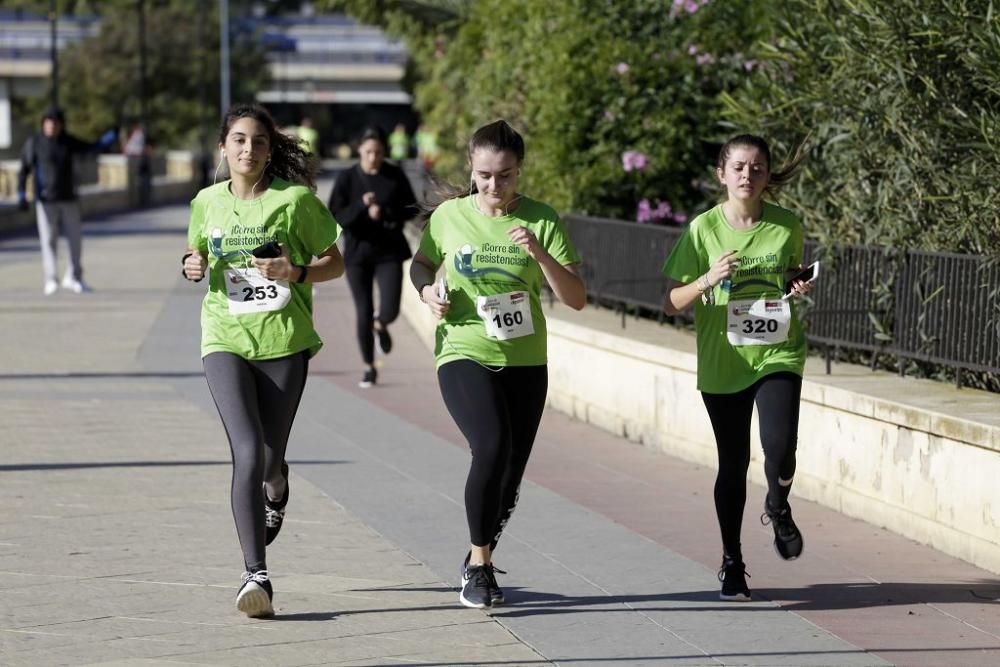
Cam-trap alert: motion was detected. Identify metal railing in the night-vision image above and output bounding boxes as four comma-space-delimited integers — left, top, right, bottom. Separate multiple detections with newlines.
565, 215, 1000, 386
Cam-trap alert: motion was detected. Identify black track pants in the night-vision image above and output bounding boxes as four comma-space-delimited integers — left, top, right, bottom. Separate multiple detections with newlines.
345, 260, 403, 365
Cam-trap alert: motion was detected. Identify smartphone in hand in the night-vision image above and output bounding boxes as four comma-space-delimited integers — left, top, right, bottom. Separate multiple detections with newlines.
783, 261, 819, 300
251, 240, 282, 259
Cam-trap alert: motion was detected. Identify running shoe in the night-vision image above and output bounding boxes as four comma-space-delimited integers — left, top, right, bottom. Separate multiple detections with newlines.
762, 499, 804, 560
236, 569, 274, 618
359, 367, 377, 388
375, 323, 393, 354
462, 551, 505, 604
264, 461, 289, 546
44, 280, 58, 295
61, 275, 90, 293
718, 556, 751, 601
459, 564, 493, 609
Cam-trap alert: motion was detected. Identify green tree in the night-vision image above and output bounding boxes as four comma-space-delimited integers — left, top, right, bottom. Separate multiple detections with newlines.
723, 0, 1000, 255
323, 0, 774, 221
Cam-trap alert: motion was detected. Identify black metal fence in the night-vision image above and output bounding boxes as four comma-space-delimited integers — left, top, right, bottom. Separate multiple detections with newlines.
565, 215, 1000, 386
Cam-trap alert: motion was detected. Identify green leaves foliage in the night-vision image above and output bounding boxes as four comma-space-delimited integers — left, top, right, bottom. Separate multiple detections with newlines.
322, 0, 774, 221
724, 0, 1000, 255
327, 0, 999, 257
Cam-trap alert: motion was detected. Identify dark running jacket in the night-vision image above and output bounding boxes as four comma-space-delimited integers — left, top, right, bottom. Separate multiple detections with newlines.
18, 132, 98, 203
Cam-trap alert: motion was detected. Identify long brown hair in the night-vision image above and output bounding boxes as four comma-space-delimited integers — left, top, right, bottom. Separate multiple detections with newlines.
218, 103, 318, 190
717, 133, 808, 194
422, 119, 526, 220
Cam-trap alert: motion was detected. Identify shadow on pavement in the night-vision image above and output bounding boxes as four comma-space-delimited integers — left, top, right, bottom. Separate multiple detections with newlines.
1, 459, 349, 472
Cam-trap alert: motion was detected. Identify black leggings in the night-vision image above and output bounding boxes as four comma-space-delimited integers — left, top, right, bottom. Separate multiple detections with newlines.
438, 360, 548, 549
701, 371, 802, 560
203, 351, 309, 571
345, 260, 403, 365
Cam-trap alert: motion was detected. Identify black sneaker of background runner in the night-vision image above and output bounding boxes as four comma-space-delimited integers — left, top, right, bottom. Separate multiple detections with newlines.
359, 367, 377, 388
762, 499, 804, 560
236, 569, 274, 617
376, 324, 393, 354
459, 564, 493, 609
264, 461, 290, 546
717, 556, 751, 601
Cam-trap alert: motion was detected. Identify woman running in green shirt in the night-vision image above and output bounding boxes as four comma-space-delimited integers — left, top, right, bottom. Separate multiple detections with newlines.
410, 120, 585, 609
182, 104, 345, 618
662, 134, 813, 602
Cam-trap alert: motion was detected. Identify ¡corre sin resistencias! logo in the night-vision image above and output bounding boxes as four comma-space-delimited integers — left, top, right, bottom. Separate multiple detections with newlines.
453, 243, 527, 285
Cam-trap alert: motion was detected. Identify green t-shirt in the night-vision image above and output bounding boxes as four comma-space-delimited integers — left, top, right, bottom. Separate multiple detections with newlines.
662, 201, 806, 394
187, 178, 341, 360
418, 195, 581, 368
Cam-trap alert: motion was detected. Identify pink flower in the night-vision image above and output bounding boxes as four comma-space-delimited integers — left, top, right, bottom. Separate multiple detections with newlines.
743, 60, 758, 72
672, 0, 708, 17
637, 198, 684, 224
622, 150, 649, 172
696, 53, 716, 66
615, 62, 630, 75
603, 110, 616, 122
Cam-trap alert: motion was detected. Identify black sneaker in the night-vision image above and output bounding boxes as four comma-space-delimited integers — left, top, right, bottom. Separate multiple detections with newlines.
459, 564, 493, 609
236, 569, 274, 617
718, 557, 751, 601
264, 461, 289, 546
359, 367, 377, 388
375, 323, 393, 354
762, 500, 804, 560
462, 552, 504, 605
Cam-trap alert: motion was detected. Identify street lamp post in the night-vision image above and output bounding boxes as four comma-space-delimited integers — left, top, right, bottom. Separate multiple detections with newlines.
49, 0, 58, 108
220, 0, 230, 117
137, 0, 151, 207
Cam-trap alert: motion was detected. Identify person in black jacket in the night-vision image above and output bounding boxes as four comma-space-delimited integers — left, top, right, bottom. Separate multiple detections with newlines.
17, 107, 116, 295
328, 126, 418, 387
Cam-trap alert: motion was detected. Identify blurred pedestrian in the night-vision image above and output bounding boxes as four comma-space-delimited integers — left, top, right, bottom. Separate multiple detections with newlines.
297, 116, 319, 156
17, 107, 116, 294
662, 133, 812, 602
388, 123, 409, 161
410, 119, 585, 609
414, 123, 440, 171
328, 126, 418, 387
182, 103, 345, 618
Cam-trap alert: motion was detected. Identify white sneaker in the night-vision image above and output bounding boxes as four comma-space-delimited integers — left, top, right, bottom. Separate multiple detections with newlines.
61, 277, 91, 294
43, 280, 58, 296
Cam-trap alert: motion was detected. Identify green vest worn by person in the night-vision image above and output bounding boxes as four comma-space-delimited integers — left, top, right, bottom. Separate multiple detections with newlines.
187, 178, 341, 360
419, 195, 580, 369
388, 128, 409, 161
297, 126, 319, 156
662, 201, 806, 394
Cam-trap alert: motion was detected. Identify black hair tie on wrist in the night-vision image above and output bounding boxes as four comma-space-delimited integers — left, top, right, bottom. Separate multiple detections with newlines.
296, 265, 308, 284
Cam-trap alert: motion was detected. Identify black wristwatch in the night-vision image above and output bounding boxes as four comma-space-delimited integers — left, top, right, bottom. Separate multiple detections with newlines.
296, 265, 308, 284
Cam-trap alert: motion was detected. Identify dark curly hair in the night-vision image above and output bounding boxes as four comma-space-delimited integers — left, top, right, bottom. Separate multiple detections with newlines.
217, 103, 318, 190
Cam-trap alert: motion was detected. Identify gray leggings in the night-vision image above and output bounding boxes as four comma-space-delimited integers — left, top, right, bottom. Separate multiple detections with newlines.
203, 351, 309, 571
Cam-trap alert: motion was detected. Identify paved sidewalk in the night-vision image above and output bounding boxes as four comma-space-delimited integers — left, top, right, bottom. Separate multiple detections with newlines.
0, 200, 998, 666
